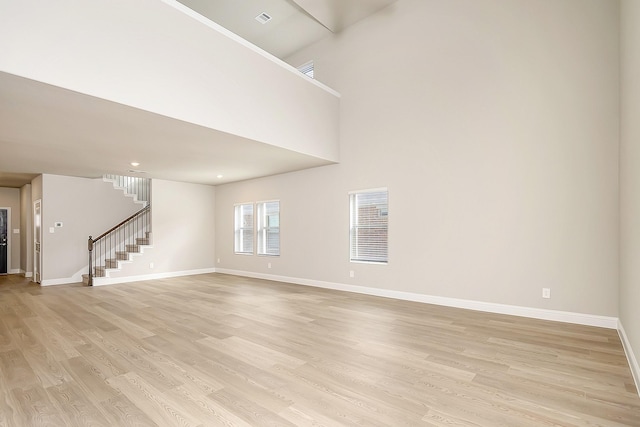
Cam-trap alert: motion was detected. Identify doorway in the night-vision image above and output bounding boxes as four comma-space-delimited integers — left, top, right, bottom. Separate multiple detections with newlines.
0, 208, 7, 275
33, 200, 41, 283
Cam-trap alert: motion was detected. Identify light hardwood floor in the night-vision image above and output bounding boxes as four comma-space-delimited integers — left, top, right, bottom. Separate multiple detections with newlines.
0, 273, 638, 426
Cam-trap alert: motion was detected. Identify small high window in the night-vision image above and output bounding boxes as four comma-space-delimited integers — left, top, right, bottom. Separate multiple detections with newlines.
298, 61, 314, 79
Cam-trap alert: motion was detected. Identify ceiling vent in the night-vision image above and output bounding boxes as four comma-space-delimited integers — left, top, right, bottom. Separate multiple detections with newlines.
255, 12, 272, 24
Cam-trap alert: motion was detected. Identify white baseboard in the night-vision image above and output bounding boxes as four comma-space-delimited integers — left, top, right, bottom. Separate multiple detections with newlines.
215, 269, 619, 329
41, 269, 85, 286
618, 322, 640, 396
44, 267, 217, 287
9, 269, 20, 274
90, 268, 217, 286
41, 277, 81, 286
17, 269, 32, 277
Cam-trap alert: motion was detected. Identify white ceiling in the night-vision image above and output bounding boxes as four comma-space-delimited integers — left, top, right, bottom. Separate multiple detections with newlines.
0, 0, 396, 188
0, 72, 331, 186
177, 0, 396, 58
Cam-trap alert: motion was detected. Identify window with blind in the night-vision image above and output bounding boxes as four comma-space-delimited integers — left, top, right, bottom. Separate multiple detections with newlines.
298, 61, 314, 78
257, 201, 280, 256
350, 189, 388, 263
234, 203, 254, 254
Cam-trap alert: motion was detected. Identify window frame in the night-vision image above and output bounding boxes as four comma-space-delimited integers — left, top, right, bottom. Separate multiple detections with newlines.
349, 188, 389, 264
256, 200, 280, 257
234, 202, 254, 255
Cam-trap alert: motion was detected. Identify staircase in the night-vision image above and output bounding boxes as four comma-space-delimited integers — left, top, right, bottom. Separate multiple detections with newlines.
83, 175, 152, 286
104, 174, 150, 205
83, 229, 152, 285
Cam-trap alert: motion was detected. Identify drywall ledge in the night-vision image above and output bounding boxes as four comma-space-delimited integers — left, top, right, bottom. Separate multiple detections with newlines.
0, 0, 340, 161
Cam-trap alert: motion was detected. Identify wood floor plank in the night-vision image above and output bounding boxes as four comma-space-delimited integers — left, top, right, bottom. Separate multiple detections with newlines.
82, 329, 182, 393
21, 344, 72, 388
208, 387, 296, 427
106, 372, 203, 427
21, 316, 81, 361
0, 273, 638, 426
45, 381, 114, 427
10, 386, 67, 427
192, 349, 294, 414
163, 384, 254, 427
197, 336, 305, 370
89, 304, 156, 339
59, 356, 121, 403
0, 390, 19, 427
0, 318, 15, 353
140, 350, 225, 396
0, 349, 39, 390
99, 395, 160, 427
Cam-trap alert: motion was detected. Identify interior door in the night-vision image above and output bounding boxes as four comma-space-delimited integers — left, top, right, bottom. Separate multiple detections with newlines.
0, 209, 7, 275
33, 200, 41, 283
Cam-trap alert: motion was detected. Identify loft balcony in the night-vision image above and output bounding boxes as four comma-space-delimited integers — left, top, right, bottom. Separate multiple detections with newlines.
0, 0, 340, 184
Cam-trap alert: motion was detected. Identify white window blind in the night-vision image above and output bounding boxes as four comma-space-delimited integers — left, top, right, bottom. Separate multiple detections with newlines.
257, 201, 280, 256
350, 189, 388, 263
298, 61, 314, 79
234, 203, 254, 254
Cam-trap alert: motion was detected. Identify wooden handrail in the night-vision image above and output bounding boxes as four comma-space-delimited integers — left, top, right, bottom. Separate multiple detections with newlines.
90, 204, 150, 244
87, 204, 151, 286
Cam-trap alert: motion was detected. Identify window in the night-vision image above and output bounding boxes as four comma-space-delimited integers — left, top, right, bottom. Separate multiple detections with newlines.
257, 201, 280, 256
350, 189, 388, 263
234, 203, 254, 254
298, 61, 314, 79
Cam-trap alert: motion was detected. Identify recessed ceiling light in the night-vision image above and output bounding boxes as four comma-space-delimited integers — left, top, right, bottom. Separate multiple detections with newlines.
130, 162, 140, 167
255, 12, 272, 24
216, 174, 224, 179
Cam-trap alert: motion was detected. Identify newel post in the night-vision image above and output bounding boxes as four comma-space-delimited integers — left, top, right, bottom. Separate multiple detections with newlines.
87, 236, 93, 286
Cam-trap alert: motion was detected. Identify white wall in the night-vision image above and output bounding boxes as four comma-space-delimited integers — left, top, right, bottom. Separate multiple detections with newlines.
40, 174, 141, 283
620, 0, 640, 389
20, 183, 32, 276
100, 180, 215, 283
148, 179, 216, 274
0, 0, 339, 161
216, 0, 620, 318
100, 179, 216, 280
0, 187, 21, 272
26, 175, 214, 285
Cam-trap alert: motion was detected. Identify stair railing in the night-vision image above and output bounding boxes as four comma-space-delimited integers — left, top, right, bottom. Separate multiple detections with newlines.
104, 174, 151, 204
87, 204, 151, 286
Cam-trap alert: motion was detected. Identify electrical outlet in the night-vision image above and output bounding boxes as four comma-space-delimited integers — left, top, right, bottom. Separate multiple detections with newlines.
149, 262, 154, 269
217, 258, 220, 263
542, 288, 551, 299
268, 262, 272, 269
349, 270, 355, 278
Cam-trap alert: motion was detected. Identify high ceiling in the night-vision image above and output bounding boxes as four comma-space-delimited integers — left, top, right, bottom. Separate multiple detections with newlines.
177, 0, 396, 59
0, 0, 396, 188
